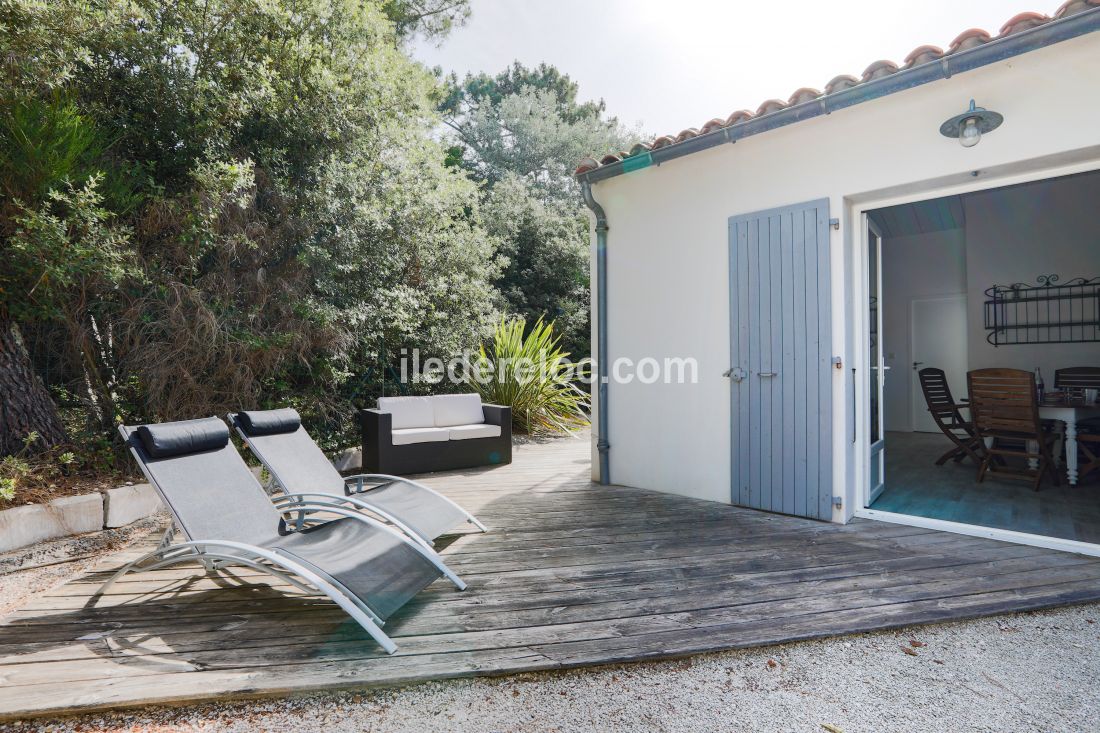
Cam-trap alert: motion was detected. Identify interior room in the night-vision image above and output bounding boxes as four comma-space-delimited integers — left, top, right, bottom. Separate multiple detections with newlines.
866, 168, 1100, 544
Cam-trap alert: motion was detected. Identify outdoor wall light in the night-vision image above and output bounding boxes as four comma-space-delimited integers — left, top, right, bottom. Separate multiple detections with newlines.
939, 99, 1003, 148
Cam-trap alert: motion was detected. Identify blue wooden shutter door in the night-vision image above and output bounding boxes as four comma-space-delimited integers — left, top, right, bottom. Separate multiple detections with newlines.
729, 199, 832, 520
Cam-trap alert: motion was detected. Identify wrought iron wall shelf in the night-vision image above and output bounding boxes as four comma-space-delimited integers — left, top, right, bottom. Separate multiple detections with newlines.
984, 275, 1100, 346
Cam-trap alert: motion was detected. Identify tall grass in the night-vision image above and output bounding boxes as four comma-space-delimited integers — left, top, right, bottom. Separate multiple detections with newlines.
467, 317, 590, 435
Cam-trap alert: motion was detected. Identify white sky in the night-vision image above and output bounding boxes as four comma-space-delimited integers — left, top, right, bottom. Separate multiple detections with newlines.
413, 0, 1053, 136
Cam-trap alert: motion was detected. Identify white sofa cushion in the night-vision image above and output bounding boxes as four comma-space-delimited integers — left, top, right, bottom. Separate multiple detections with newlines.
448, 423, 502, 441
391, 427, 450, 446
378, 396, 435, 430
433, 393, 486, 427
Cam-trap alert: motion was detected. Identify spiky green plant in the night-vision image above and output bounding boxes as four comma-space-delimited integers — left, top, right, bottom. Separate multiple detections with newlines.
467, 317, 590, 435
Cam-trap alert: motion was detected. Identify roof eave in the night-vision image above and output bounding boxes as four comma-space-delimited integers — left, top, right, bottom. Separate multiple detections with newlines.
577, 7, 1100, 184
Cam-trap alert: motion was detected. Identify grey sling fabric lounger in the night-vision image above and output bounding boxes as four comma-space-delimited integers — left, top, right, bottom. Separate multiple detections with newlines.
105, 416, 466, 654
228, 408, 486, 545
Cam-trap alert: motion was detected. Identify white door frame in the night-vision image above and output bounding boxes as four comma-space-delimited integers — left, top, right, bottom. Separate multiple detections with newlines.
867, 217, 886, 503
909, 293, 967, 433
848, 156, 1100, 558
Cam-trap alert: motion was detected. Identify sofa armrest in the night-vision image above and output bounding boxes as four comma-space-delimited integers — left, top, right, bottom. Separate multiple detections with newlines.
360, 409, 392, 472
482, 404, 512, 439
361, 408, 392, 433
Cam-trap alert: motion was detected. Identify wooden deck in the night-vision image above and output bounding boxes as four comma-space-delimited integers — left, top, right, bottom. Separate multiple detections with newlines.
4, 435, 1100, 720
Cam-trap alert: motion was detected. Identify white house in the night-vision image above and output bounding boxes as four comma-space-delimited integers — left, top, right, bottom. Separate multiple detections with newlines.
577, 3, 1100, 555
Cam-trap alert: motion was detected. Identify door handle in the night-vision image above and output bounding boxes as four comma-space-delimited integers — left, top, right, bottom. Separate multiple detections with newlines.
758, 372, 777, 377
913, 361, 924, 369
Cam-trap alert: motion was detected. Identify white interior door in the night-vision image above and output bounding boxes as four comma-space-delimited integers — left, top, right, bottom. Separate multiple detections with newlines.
910, 295, 968, 433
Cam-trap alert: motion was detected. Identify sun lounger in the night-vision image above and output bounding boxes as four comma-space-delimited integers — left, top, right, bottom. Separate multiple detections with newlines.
228, 408, 486, 547
104, 416, 466, 653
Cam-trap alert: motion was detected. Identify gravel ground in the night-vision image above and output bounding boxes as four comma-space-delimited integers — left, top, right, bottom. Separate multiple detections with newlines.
0, 515, 166, 618
2, 598, 1098, 732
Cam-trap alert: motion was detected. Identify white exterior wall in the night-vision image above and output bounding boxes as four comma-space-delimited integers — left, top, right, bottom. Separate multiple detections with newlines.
586, 33, 1100, 520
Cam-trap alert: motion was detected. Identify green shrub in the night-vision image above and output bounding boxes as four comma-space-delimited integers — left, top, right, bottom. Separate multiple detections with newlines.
0, 433, 41, 502
0, 477, 16, 502
0, 431, 82, 505
467, 317, 589, 435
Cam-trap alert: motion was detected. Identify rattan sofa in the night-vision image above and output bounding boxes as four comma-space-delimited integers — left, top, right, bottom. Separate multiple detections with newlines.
361, 394, 512, 474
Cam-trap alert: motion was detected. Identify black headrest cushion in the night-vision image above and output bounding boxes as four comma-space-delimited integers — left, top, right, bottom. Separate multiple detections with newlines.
136, 417, 230, 459
237, 408, 302, 436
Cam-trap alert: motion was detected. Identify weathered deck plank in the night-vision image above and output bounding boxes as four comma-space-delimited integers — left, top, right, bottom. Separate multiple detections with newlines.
2, 434, 1100, 720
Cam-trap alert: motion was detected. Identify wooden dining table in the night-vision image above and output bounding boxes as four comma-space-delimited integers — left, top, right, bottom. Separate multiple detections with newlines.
1036, 402, 1100, 485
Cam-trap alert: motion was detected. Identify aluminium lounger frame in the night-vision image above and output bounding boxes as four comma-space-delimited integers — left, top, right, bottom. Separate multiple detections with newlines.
98, 425, 468, 654
228, 415, 487, 549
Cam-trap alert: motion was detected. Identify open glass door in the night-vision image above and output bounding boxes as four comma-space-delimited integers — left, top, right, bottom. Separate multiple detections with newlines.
867, 217, 886, 503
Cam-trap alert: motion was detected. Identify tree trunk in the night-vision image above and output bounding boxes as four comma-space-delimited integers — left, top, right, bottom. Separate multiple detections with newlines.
0, 316, 67, 456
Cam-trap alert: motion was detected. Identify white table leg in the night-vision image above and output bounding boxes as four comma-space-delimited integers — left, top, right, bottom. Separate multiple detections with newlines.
1065, 417, 1078, 486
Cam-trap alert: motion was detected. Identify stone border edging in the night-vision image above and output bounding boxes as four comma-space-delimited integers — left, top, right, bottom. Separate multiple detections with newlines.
0, 483, 163, 554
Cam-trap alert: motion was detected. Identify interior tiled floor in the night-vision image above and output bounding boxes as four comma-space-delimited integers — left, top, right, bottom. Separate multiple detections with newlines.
872, 431, 1100, 544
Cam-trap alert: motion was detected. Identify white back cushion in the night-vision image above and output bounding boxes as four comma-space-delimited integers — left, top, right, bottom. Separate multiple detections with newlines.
433, 393, 485, 427
377, 396, 435, 430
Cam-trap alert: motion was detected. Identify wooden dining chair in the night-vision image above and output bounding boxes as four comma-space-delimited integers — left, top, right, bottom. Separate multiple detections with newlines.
918, 368, 983, 465
1054, 365, 1100, 435
1053, 366, 1100, 391
1078, 433, 1100, 483
967, 368, 1060, 491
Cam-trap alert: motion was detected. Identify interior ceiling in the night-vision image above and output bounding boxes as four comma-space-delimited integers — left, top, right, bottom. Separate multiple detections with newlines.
869, 195, 965, 238
869, 168, 1100, 240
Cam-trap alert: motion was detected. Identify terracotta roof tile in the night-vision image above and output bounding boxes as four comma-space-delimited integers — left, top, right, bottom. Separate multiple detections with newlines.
947, 28, 993, 52
788, 87, 823, 106
578, 4, 1098, 176
824, 74, 860, 94
861, 59, 900, 81
575, 156, 599, 175
903, 44, 944, 67
1055, 0, 1100, 18
755, 98, 788, 116
724, 110, 755, 126
999, 11, 1051, 34
700, 117, 727, 134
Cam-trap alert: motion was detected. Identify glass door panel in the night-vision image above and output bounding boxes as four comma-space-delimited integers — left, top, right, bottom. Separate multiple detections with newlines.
867, 218, 886, 503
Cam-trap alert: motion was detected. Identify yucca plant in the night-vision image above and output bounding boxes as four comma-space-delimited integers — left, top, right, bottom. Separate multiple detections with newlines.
467, 317, 590, 435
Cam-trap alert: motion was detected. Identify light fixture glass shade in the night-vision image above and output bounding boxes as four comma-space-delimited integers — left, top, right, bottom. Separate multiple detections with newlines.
959, 117, 981, 148
940, 99, 1002, 148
